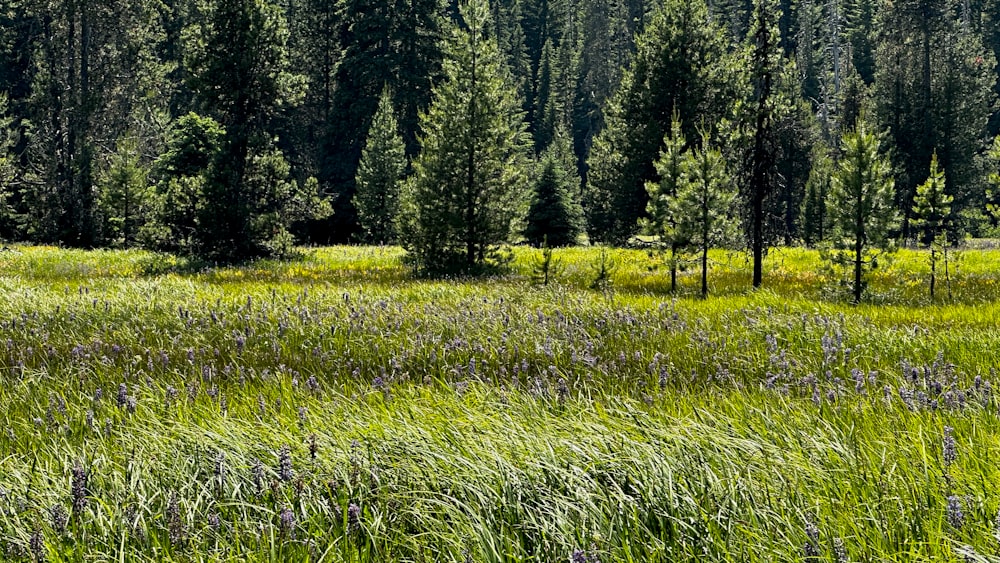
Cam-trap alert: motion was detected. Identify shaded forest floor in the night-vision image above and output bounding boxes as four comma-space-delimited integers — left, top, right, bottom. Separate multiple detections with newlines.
1, 245, 1000, 561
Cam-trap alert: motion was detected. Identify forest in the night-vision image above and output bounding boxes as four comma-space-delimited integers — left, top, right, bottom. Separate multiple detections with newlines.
9, 2, 1000, 561
2, 0, 1000, 273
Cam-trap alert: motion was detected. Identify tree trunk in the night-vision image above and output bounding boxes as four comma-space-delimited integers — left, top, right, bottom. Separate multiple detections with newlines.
854, 190, 864, 304
930, 246, 936, 299
670, 243, 678, 293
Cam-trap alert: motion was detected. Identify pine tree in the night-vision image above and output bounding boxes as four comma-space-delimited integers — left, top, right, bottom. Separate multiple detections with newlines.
398, 0, 532, 274
186, 0, 329, 261
524, 128, 584, 246
911, 151, 953, 299
801, 144, 833, 247
144, 112, 225, 254
354, 89, 406, 244
673, 131, 738, 298
643, 113, 687, 292
584, 0, 736, 244
0, 94, 16, 239
97, 135, 152, 247
744, 0, 781, 289
827, 120, 897, 303
324, 0, 444, 242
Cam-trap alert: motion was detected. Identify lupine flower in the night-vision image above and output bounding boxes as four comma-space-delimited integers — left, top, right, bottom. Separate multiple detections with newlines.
278, 446, 293, 482
166, 492, 185, 547
943, 427, 956, 466
71, 464, 88, 514
947, 495, 964, 529
49, 504, 68, 534
279, 506, 296, 536
28, 528, 45, 563
833, 537, 848, 563
116, 383, 128, 408
804, 521, 820, 561
347, 502, 361, 532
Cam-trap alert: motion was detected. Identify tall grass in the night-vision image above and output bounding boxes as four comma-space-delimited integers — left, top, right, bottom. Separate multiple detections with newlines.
1, 245, 999, 561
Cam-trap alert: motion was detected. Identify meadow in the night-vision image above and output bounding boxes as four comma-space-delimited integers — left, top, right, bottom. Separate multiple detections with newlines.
1, 244, 1000, 562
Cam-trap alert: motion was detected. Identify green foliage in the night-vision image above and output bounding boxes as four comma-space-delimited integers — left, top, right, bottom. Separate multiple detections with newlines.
826, 120, 898, 303
7, 245, 1000, 559
0, 93, 16, 239
589, 245, 617, 290
643, 112, 688, 291
800, 144, 833, 247
530, 236, 564, 285
585, 0, 736, 244
354, 89, 407, 244
186, 0, 327, 262
673, 132, 739, 297
143, 113, 226, 255
324, 0, 444, 241
911, 151, 953, 299
97, 135, 153, 248
399, 0, 532, 274
524, 129, 584, 247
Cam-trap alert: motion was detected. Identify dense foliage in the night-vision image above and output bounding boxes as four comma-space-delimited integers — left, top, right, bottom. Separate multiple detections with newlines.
0, 0, 999, 268
2, 245, 1000, 561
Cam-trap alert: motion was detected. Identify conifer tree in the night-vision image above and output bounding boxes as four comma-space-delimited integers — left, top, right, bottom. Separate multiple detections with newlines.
801, 144, 833, 247
186, 0, 329, 260
524, 128, 584, 247
643, 113, 687, 292
911, 151, 952, 299
744, 0, 781, 289
673, 131, 738, 298
399, 0, 531, 273
827, 120, 897, 303
0, 94, 16, 238
354, 89, 406, 244
96, 135, 152, 248
585, 0, 735, 244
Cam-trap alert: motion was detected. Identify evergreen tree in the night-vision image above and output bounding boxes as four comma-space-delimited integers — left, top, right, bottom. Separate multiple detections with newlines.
0, 94, 16, 239
398, 0, 532, 273
323, 0, 444, 242
743, 0, 782, 288
643, 113, 688, 292
354, 89, 406, 244
524, 128, 584, 246
801, 144, 833, 247
911, 151, 953, 299
673, 131, 738, 298
827, 120, 897, 303
584, 0, 736, 244
186, 0, 329, 260
143, 112, 225, 254
96, 135, 152, 247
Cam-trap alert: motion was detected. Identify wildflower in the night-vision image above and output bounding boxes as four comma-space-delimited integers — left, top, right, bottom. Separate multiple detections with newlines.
28, 528, 45, 563
943, 426, 956, 466
279, 506, 296, 536
278, 445, 293, 482
833, 537, 848, 563
49, 504, 68, 534
347, 502, 361, 532
71, 463, 88, 515
166, 492, 185, 547
947, 495, 964, 529
116, 383, 128, 408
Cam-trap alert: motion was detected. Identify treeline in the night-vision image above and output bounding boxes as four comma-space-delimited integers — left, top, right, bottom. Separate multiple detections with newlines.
1, 0, 1000, 266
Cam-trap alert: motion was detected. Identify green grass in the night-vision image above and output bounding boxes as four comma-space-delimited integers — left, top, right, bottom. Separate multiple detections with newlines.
2, 244, 1000, 561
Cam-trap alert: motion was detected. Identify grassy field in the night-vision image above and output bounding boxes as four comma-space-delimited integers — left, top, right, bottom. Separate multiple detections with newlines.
1, 244, 1000, 562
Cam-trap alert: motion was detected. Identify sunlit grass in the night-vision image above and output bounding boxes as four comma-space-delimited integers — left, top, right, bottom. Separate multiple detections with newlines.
1, 244, 1000, 561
